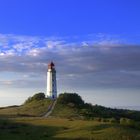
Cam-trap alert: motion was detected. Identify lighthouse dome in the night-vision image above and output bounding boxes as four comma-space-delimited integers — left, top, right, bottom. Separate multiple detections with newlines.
48, 62, 55, 69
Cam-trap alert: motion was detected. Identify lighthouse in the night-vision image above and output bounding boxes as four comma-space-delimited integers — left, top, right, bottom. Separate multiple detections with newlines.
47, 62, 57, 99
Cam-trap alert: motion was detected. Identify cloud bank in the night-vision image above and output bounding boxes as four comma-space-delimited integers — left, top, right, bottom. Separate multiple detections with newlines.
0, 33, 140, 91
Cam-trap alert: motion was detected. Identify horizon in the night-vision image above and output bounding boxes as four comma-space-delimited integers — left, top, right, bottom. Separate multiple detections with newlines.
0, 0, 140, 109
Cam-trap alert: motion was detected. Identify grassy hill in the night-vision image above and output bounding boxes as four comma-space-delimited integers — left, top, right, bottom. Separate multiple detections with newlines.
51, 93, 140, 122
1, 92, 140, 122
0, 92, 140, 140
51, 93, 84, 118
0, 93, 53, 117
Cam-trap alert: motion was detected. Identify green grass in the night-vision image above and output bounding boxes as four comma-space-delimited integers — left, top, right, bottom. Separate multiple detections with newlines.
0, 97, 80, 118
51, 103, 80, 118
0, 98, 53, 117
0, 118, 140, 140
0, 93, 140, 140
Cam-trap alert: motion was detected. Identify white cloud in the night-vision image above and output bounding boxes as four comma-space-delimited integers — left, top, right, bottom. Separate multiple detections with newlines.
0, 33, 140, 90
5, 49, 16, 56
46, 40, 60, 49
1, 80, 13, 85
27, 48, 41, 56
0, 52, 5, 56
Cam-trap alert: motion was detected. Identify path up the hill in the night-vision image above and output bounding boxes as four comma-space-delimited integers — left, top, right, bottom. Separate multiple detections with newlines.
43, 100, 57, 117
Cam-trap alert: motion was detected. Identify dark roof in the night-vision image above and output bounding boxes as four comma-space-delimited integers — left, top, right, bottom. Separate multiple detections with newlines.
48, 61, 55, 69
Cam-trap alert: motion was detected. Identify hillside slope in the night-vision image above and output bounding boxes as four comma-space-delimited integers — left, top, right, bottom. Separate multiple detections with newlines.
51, 93, 84, 118
51, 93, 140, 122
0, 92, 140, 122
0, 93, 53, 117
0, 93, 140, 139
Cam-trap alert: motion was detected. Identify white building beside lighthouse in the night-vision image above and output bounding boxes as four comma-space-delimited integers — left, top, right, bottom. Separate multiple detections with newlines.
46, 62, 57, 99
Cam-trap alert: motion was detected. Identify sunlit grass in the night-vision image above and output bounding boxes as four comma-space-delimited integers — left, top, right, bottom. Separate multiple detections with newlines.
0, 118, 139, 140
0, 98, 53, 117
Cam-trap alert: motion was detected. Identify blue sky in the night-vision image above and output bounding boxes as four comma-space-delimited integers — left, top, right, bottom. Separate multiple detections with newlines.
0, 0, 140, 38
0, 0, 140, 108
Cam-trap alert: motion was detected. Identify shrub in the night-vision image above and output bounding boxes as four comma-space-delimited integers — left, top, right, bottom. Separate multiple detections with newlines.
94, 117, 102, 122
32, 93, 45, 100
120, 118, 135, 128
109, 118, 118, 123
126, 119, 135, 127
25, 93, 45, 104
101, 118, 108, 122
120, 118, 126, 125
57, 93, 84, 106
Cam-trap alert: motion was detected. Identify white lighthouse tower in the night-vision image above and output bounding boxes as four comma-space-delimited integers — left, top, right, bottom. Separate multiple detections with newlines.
47, 62, 57, 99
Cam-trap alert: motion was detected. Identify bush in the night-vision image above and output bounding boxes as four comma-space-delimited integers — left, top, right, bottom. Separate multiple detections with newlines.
101, 118, 107, 122
120, 118, 135, 127
57, 93, 84, 106
94, 117, 102, 122
32, 93, 45, 100
25, 93, 45, 104
120, 118, 127, 125
109, 118, 117, 123
135, 122, 140, 130
126, 119, 135, 127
